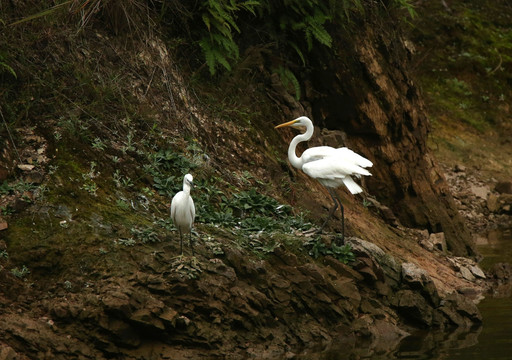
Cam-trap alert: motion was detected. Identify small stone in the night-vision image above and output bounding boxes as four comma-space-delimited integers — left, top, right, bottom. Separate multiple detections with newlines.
469, 265, 486, 279
469, 185, 490, 199
17, 164, 35, 171
487, 194, 499, 212
454, 164, 466, 172
428, 232, 447, 252
459, 266, 476, 281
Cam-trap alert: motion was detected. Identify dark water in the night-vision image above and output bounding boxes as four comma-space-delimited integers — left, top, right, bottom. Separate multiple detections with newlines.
292, 229, 512, 360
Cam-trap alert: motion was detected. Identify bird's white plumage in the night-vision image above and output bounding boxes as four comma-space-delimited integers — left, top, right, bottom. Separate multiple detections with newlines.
302, 146, 373, 169
170, 174, 195, 253
275, 116, 372, 194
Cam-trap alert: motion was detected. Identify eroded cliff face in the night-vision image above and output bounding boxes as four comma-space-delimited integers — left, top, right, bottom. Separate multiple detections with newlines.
299, 24, 475, 256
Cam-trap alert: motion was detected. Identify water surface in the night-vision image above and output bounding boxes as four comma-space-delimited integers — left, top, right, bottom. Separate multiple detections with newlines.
291, 228, 512, 360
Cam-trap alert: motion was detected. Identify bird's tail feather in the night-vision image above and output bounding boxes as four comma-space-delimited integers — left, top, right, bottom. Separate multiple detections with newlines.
343, 176, 363, 194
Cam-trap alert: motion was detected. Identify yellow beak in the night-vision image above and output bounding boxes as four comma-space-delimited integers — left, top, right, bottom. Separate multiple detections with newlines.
274, 119, 299, 129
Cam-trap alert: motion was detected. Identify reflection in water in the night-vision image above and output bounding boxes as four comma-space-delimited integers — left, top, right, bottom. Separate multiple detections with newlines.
440, 296, 512, 360
292, 324, 482, 360
476, 228, 512, 269
291, 229, 512, 360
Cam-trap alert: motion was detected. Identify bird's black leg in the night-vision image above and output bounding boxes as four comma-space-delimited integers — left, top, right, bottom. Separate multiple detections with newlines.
179, 231, 183, 255
333, 191, 345, 242
318, 188, 339, 233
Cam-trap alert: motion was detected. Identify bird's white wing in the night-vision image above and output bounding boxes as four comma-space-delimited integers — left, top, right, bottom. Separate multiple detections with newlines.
301, 146, 338, 164
335, 147, 373, 168
302, 157, 372, 179
189, 197, 195, 223
302, 146, 373, 169
170, 192, 179, 222
303, 157, 370, 194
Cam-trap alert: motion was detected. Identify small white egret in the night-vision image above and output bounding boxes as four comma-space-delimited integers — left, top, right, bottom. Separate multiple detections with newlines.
275, 116, 373, 238
170, 174, 196, 254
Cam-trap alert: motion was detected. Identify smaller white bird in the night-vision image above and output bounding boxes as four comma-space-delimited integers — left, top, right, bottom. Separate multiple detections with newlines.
170, 174, 196, 255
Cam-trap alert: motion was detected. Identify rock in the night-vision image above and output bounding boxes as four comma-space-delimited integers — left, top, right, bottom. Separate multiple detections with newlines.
347, 237, 402, 288
401, 262, 440, 306
0, 218, 7, 231
496, 194, 512, 213
366, 197, 399, 226
0, 344, 21, 360
469, 185, 490, 199
393, 289, 433, 327
469, 265, 486, 279
17, 164, 35, 171
441, 292, 482, 325
487, 193, 499, 212
423, 232, 447, 252
454, 164, 466, 172
130, 308, 165, 331
459, 266, 475, 281
495, 181, 512, 194
98, 316, 140, 347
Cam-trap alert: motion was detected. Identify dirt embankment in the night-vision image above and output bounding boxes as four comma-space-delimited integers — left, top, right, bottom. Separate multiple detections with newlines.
0, 1, 502, 359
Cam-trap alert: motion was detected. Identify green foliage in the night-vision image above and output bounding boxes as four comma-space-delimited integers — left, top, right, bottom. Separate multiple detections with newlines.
130, 226, 160, 243
274, 66, 301, 100
147, 148, 198, 197
198, 0, 260, 75
10, 265, 30, 279
117, 238, 136, 246
393, 0, 416, 19
445, 78, 472, 97
197, 187, 312, 235
306, 238, 355, 264
0, 53, 16, 78
0, 180, 38, 196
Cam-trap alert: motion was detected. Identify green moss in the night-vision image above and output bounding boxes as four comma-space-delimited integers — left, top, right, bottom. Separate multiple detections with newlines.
413, 1, 512, 131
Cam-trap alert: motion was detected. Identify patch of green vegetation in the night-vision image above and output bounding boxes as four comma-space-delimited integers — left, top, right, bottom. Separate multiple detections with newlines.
130, 226, 160, 244
413, 1, 512, 131
306, 237, 355, 264
10, 265, 30, 279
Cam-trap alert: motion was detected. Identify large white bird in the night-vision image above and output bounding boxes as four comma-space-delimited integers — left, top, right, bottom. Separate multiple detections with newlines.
275, 116, 373, 238
170, 173, 196, 254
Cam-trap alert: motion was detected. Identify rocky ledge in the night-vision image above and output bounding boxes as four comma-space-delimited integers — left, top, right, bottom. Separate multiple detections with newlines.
0, 233, 484, 359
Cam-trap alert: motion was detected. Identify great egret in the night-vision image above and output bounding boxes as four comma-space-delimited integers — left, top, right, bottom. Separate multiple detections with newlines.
275, 116, 373, 238
170, 173, 196, 254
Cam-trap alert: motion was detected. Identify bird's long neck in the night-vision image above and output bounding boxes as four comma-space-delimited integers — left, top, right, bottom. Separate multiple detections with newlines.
183, 181, 191, 195
288, 125, 314, 169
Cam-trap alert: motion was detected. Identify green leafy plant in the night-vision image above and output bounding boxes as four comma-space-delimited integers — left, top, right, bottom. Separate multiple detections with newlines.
274, 66, 301, 100
198, 0, 260, 75
306, 238, 355, 264
117, 238, 136, 246
0, 54, 16, 78
92, 137, 107, 151
10, 265, 30, 279
1, 206, 14, 216
131, 226, 160, 243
